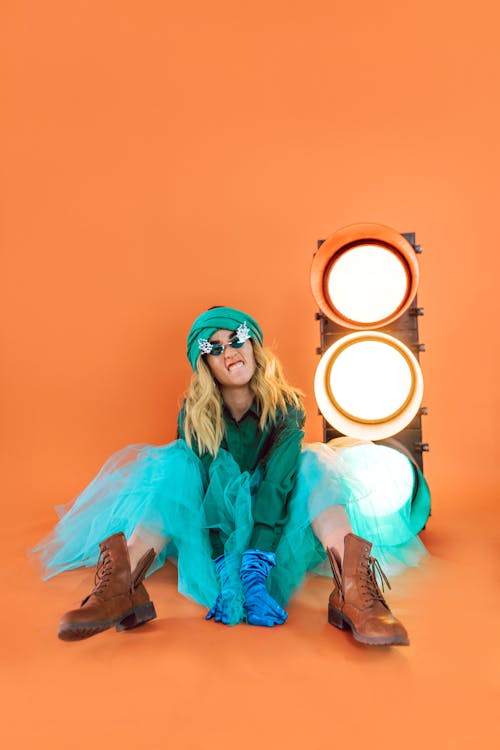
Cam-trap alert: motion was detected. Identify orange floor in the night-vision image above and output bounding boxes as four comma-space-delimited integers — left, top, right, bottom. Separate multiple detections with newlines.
3, 499, 498, 750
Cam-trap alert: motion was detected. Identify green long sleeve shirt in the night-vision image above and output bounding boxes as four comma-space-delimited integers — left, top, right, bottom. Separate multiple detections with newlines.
177, 400, 305, 556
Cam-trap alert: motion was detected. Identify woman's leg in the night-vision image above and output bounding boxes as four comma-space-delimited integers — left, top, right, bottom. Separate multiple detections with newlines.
311, 505, 352, 561
58, 531, 158, 641
128, 525, 170, 571
311, 507, 409, 646
58, 527, 171, 642
47, 441, 205, 640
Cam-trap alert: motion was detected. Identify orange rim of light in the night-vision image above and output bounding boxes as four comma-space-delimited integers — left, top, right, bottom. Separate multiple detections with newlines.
311, 223, 420, 329
314, 331, 424, 441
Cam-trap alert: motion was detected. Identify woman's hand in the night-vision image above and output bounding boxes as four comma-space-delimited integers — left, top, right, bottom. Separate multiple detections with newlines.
206, 555, 236, 624
240, 549, 288, 627
206, 593, 231, 623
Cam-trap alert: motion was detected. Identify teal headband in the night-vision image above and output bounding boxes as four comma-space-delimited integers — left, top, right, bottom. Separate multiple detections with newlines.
187, 307, 264, 371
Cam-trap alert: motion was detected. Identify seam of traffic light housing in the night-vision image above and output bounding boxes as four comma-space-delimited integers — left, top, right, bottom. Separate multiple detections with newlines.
323, 335, 417, 424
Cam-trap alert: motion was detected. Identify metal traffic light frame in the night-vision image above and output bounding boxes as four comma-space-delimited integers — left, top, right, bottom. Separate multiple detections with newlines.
314, 231, 429, 473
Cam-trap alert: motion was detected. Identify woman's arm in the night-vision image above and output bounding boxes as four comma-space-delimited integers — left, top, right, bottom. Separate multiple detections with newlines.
249, 403, 305, 551
178, 402, 224, 557
176, 402, 187, 440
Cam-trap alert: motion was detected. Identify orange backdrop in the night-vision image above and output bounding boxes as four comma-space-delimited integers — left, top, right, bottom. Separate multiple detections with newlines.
3, 0, 499, 521
1, 2, 498, 748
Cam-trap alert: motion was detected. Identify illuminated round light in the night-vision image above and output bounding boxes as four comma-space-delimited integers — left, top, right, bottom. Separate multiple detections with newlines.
331, 442, 415, 516
330, 340, 413, 421
326, 244, 408, 324
314, 331, 424, 440
310, 223, 420, 329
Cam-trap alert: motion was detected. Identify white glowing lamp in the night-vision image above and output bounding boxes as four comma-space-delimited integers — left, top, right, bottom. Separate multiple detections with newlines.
326, 244, 409, 325
314, 331, 424, 440
332, 441, 416, 516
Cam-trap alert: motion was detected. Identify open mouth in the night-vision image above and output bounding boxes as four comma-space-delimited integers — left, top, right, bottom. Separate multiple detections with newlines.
227, 361, 244, 372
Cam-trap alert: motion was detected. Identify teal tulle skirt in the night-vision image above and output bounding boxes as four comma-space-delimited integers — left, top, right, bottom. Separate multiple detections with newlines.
33, 439, 430, 625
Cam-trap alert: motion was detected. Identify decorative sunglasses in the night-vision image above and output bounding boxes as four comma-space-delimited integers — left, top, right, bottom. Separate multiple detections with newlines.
198, 321, 251, 356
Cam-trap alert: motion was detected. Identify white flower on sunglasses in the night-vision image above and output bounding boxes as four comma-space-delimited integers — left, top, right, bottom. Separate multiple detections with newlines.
235, 322, 251, 344
198, 338, 214, 354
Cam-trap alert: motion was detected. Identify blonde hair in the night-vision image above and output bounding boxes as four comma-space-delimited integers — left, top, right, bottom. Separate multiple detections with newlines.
183, 341, 303, 457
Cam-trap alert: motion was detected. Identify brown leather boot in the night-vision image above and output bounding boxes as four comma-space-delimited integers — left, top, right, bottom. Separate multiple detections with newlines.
327, 533, 409, 646
58, 532, 157, 641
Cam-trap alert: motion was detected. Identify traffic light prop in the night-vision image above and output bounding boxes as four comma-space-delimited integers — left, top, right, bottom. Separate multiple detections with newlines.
311, 223, 429, 472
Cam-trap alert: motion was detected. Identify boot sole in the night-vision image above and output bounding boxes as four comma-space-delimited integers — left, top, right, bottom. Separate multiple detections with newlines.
328, 605, 409, 646
58, 601, 157, 641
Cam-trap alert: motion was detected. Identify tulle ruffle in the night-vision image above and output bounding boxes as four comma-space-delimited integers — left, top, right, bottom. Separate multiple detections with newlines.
32, 439, 430, 625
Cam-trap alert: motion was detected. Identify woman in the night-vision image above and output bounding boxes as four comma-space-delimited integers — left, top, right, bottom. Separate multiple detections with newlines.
33, 307, 429, 645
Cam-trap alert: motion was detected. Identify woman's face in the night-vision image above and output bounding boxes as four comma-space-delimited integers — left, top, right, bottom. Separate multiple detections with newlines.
205, 328, 256, 388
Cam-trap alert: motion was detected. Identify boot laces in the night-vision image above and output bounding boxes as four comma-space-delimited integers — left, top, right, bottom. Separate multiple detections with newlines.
92, 546, 113, 599
359, 555, 391, 606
